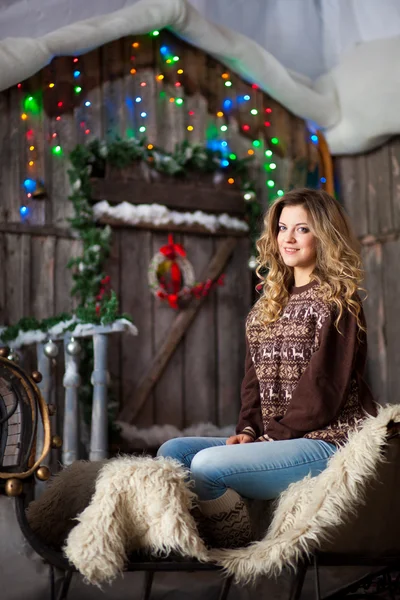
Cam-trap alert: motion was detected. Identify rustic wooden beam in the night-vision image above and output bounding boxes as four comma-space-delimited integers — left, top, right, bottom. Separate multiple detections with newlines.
119, 236, 239, 424
359, 230, 400, 246
90, 178, 246, 215
0, 222, 75, 239
97, 216, 248, 237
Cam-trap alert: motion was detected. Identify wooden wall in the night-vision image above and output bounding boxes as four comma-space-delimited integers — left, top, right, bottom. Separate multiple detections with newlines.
335, 137, 400, 405
0, 31, 320, 428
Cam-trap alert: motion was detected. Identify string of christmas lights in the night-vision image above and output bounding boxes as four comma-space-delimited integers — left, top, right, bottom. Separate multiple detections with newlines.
16, 28, 319, 228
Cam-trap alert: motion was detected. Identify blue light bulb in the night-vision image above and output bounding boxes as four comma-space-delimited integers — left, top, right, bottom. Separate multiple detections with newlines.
84, 101, 91, 107
23, 178, 37, 193
73, 70, 81, 78
135, 97, 142, 103
221, 159, 229, 167
160, 46, 168, 55
20, 205, 29, 217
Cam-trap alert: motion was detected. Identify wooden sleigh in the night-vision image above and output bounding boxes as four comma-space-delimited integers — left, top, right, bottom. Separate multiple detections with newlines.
0, 354, 399, 600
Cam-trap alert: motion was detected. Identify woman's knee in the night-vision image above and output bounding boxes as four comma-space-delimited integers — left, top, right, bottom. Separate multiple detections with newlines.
157, 437, 188, 461
191, 447, 222, 481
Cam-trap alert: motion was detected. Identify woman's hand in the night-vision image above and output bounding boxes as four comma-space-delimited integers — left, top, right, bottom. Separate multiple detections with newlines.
226, 434, 254, 445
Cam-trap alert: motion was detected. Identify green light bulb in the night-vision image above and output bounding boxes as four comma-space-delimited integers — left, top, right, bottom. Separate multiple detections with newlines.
277, 190, 284, 196
250, 109, 258, 115
252, 140, 261, 147
229, 153, 237, 160
271, 137, 279, 144
52, 145, 63, 156
151, 30, 160, 36
267, 179, 275, 188
265, 150, 273, 157
175, 98, 183, 105
74, 86, 82, 94
224, 81, 232, 87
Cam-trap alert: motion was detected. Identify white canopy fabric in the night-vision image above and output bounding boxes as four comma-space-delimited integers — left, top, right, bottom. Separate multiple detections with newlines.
0, 0, 399, 154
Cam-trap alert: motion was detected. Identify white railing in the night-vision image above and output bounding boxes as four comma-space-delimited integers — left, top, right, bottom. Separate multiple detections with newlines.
2, 319, 137, 467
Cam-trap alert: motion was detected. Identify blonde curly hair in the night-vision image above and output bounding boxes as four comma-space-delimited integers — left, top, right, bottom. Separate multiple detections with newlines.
255, 188, 365, 333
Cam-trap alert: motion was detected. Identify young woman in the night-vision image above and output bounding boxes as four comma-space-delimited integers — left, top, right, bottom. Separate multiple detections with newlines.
158, 188, 377, 548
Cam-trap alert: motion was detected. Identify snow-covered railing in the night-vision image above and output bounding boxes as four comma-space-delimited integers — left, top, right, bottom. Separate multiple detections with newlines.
0, 319, 138, 466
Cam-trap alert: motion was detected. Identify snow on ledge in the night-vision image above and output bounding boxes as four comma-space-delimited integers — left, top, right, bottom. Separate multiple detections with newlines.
0, 318, 138, 349
92, 200, 249, 233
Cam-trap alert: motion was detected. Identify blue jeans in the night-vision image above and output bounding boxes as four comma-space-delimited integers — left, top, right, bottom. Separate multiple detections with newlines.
157, 437, 336, 501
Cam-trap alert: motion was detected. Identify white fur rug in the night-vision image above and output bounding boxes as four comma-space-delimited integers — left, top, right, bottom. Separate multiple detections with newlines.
65, 405, 400, 586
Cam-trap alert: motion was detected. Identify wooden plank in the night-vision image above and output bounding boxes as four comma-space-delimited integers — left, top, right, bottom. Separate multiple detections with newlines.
0, 234, 6, 323
4, 234, 31, 324
389, 136, 400, 231
8, 86, 23, 223
335, 154, 369, 238
182, 234, 216, 426
118, 229, 154, 426
97, 215, 248, 237
217, 236, 252, 426
81, 48, 103, 140
0, 222, 74, 238
54, 237, 82, 313
104, 231, 122, 416
365, 144, 393, 236
0, 91, 10, 223
49, 56, 77, 227
152, 232, 183, 427
382, 239, 400, 405
90, 178, 246, 214
287, 114, 308, 190
361, 244, 387, 404
101, 39, 125, 140
30, 235, 56, 319
120, 237, 238, 424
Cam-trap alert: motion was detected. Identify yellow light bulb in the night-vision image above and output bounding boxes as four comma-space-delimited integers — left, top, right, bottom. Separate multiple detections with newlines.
29, 160, 34, 166
156, 74, 164, 81
228, 177, 235, 184
217, 111, 224, 117
29, 145, 35, 151
187, 125, 194, 131
147, 144, 154, 150
177, 69, 183, 74
130, 68, 137, 75
222, 73, 229, 79
21, 113, 27, 120
248, 149, 255, 155
49, 83, 55, 88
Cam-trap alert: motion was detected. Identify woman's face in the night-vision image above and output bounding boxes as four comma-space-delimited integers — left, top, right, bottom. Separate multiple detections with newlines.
277, 205, 317, 274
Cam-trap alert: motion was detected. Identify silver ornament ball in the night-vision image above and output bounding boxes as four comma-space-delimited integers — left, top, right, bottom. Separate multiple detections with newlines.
7, 350, 19, 363
243, 191, 256, 202
66, 337, 81, 356
248, 256, 257, 270
43, 339, 58, 358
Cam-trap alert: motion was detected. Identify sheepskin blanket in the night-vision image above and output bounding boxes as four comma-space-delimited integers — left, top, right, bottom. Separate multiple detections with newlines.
29, 405, 400, 586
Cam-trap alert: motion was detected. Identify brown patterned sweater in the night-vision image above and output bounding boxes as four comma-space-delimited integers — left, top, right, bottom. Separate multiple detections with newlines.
237, 280, 377, 445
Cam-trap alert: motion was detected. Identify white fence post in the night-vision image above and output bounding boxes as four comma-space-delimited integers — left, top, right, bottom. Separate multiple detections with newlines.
89, 333, 109, 461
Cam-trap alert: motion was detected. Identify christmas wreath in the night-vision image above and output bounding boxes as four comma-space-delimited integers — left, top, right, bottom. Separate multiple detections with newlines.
148, 235, 224, 309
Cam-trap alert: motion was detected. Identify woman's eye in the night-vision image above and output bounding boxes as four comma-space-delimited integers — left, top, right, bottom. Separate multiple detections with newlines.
298, 227, 309, 233
278, 225, 286, 232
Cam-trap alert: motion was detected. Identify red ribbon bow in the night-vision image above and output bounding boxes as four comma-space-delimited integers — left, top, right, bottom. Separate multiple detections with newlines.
159, 234, 186, 260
